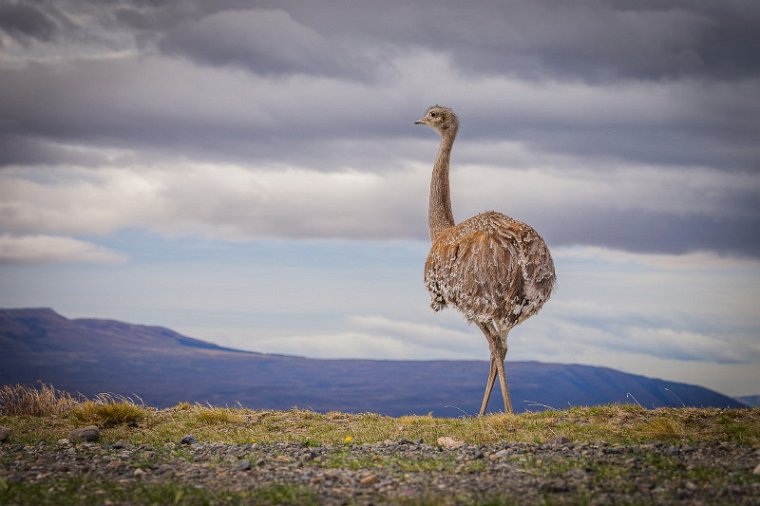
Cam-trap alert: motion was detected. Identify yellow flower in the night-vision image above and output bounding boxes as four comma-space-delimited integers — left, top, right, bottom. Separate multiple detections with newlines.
343, 435, 353, 443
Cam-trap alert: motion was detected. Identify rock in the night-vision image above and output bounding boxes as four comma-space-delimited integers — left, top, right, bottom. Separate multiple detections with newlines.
105, 460, 123, 470
360, 473, 379, 486
0, 426, 9, 442
436, 436, 464, 449
237, 459, 251, 471
133, 468, 146, 477
490, 449, 510, 460
112, 440, 130, 449
180, 435, 196, 445
57, 438, 70, 445
548, 436, 571, 446
539, 480, 570, 493
753, 463, 760, 475
69, 426, 100, 443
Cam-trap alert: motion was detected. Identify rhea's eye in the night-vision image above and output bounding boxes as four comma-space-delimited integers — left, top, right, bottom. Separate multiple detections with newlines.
429, 112, 437, 118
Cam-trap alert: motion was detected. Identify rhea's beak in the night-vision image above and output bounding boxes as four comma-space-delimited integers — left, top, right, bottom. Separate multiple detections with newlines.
414, 119, 425, 125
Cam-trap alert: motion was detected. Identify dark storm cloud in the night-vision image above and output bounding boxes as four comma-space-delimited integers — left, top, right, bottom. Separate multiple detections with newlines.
0, 1, 58, 42
148, 0, 760, 82
159, 8, 373, 79
15, 0, 758, 82
412, 0, 760, 82
0, 2, 61, 43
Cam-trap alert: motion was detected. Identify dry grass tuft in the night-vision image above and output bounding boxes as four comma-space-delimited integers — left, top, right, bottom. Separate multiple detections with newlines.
193, 405, 244, 425
0, 383, 80, 416
71, 398, 149, 427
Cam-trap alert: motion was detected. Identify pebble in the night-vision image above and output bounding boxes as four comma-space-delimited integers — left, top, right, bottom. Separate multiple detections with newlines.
360, 473, 379, 486
490, 449, 510, 459
436, 436, 464, 449
112, 440, 130, 450
180, 435, 196, 445
68, 426, 100, 443
753, 463, 760, 475
0, 426, 9, 442
237, 459, 251, 471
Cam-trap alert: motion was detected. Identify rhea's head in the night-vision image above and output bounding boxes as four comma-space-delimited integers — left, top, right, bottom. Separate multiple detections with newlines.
415, 105, 459, 136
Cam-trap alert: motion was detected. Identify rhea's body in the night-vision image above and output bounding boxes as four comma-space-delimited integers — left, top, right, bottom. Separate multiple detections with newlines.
416, 105, 555, 414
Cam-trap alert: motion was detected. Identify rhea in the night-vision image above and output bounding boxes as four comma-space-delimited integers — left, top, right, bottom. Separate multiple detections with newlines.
415, 105, 556, 415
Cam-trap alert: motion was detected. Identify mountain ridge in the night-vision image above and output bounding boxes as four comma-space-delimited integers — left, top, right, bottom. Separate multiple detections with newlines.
0, 308, 744, 416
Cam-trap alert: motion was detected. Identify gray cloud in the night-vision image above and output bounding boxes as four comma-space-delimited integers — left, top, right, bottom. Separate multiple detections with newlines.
0, 2, 58, 43
159, 8, 374, 79
11, 1, 759, 81
0, 0, 758, 258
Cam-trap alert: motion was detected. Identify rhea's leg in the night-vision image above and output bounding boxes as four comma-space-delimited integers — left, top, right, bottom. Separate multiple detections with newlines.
477, 323, 498, 416
494, 343, 512, 413
491, 324, 513, 413
478, 354, 497, 416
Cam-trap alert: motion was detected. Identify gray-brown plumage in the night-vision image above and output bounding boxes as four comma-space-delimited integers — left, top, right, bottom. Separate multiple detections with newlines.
415, 105, 556, 415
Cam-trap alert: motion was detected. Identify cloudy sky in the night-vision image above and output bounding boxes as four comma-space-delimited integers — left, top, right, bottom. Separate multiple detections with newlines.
1, 0, 758, 398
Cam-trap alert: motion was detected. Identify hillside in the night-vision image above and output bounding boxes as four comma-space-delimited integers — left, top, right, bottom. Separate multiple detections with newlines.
735, 394, 760, 407
0, 308, 744, 415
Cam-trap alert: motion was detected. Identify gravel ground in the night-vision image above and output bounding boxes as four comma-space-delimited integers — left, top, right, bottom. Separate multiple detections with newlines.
2, 438, 759, 505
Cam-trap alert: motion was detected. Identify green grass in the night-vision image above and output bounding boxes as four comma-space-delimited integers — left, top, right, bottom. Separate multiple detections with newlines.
2, 401, 758, 448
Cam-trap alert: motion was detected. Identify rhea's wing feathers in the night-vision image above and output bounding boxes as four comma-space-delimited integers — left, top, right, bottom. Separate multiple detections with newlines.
425, 213, 519, 323
424, 212, 555, 325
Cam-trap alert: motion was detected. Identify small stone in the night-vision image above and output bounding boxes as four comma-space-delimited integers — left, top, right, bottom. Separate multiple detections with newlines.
57, 438, 70, 445
133, 468, 146, 477
490, 449, 510, 459
106, 460, 123, 470
685, 481, 698, 490
753, 463, 760, 475
360, 473, 379, 486
237, 459, 251, 471
539, 480, 570, 493
0, 426, 10, 442
548, 436, 571, 446
180, 435, 196, 445
112, 440, 129, 450
436, 436, 464, 449
69, 426, 100, 443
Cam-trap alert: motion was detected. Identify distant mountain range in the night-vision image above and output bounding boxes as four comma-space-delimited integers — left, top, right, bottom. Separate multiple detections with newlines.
735, 395, 760, 407
0, 308, 746, 416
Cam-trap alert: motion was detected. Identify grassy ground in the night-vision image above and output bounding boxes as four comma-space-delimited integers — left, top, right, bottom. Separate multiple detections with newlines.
1, 384, 758, 505
2, 398, 758, 448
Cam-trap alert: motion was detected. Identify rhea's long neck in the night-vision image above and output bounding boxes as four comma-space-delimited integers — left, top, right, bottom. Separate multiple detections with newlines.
428, 128, 457, 240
